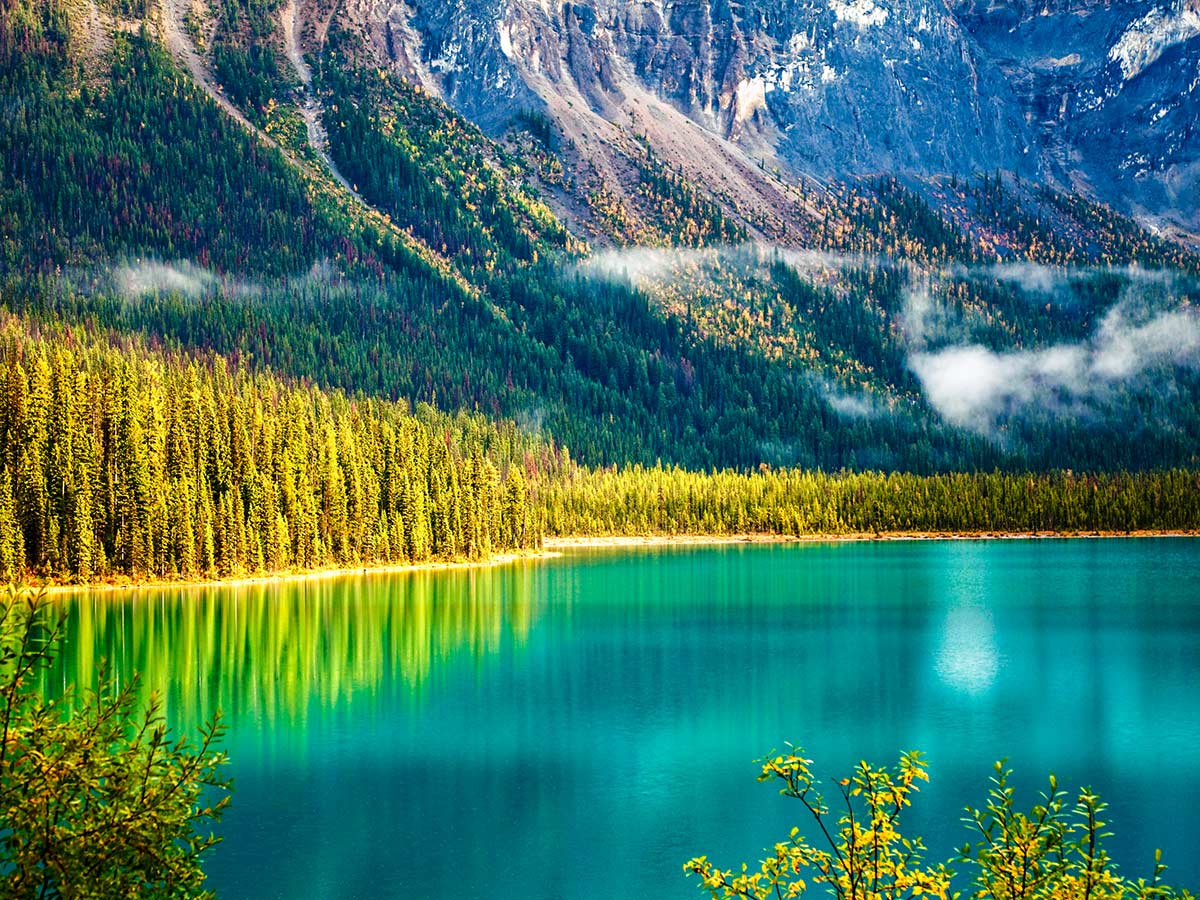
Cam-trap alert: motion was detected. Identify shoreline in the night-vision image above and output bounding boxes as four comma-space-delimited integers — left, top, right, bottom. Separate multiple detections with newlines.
32, 529, 1200, 595
38, 550, 563, 597
542, 530, 1200, 549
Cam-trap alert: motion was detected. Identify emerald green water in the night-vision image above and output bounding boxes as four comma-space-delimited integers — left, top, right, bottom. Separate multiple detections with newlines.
53, 540, 1200, 897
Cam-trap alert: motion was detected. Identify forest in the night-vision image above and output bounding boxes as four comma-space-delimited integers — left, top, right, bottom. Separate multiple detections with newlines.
0, 320, 537, 582
0, 311, 1196, 584
0, 0, 1198, 584
538, 464, 1200, 537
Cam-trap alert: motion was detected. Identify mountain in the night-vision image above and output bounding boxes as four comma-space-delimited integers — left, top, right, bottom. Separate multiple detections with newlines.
953, 0, 1200, 236
334, 0, 1200, 241
1, 0, 1199, 482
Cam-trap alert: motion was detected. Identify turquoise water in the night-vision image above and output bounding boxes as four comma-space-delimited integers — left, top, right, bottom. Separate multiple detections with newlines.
54, 540, 1200, 897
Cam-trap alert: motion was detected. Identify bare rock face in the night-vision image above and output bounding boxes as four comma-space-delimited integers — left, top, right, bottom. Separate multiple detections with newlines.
372, 1, 1033, 173
953, 0, 1200, 233
344, 0, 1199, 235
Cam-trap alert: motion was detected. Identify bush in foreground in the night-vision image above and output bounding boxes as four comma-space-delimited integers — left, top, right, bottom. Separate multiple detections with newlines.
686, 747, 1193, 900
0, 588, 230, 898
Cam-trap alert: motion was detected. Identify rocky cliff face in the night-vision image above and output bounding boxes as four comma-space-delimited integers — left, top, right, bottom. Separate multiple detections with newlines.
954, 0, 1199, 233
333, 0, 1198, 237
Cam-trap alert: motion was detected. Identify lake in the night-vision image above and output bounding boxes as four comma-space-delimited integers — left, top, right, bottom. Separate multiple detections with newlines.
51, 539, 1200, 898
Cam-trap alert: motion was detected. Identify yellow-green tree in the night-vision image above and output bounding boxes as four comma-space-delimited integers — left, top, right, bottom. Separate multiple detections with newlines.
957, 762, 1187, 900
686, 748, 952, 900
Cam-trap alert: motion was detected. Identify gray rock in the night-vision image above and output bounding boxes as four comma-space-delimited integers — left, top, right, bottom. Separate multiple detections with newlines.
954, 0, 1200, 233
349, 0, 1199, 235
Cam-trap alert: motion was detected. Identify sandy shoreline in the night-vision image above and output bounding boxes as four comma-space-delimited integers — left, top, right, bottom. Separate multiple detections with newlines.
33, 530, 1198, 595
39, 550, 563, 597
542, 530, 1200, 549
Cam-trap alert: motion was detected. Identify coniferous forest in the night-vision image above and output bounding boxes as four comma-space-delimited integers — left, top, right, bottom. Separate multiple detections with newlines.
3, 310, 1194, 583
0, 0, 1198, 585
0, 321, 538, 582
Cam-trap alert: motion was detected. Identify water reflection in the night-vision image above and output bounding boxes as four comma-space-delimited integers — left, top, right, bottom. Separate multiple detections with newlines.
936, 602, 1000, 695
49, 564, 542, 728
40, 541, 1200, 899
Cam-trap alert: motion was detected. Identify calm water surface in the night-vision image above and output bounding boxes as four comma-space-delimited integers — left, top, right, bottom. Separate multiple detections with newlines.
54, 540, 1200, 898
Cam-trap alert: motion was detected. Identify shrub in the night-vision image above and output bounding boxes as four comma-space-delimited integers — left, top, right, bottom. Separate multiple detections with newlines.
685, 746, 1192, 900
0, 587, 230, 898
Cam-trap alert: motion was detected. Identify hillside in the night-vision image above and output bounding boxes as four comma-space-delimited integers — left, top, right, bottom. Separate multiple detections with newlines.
2, 0, 1200, 487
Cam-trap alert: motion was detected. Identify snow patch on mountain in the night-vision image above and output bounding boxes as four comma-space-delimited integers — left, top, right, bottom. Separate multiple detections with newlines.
498, 22, 514, 60
734, 77, 768, 124
829, 0, 889, 29
1109, 4, 1200, 83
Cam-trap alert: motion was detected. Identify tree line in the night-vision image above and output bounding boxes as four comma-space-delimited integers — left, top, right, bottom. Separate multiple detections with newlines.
0, 322, 537, 583
537, 464, 1200, 537
2, 312, 1198, 585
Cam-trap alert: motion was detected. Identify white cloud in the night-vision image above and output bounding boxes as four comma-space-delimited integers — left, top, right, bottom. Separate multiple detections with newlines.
911, 303, 1200, 433
578, 244, 873, 289
113, 260, 216, 299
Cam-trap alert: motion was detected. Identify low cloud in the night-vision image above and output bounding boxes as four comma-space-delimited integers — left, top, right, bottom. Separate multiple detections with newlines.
911, 303, 1200, 433
978, 261, 1179, 296
900, 273, 973, 348
578, 247, 721, 287
576, 244, 873, 288
773, 247, 877, 276
900, 281, 935, 345
113, 261, 216, 299
580, 246, 1200, 439
107, 260, 268, 301
982, 261, 1069, 295
810, 375, 893, 420
825, 390, 878, 419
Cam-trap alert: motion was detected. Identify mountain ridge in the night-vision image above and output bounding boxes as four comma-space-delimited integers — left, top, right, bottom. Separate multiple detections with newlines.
326, 0, 1199, 244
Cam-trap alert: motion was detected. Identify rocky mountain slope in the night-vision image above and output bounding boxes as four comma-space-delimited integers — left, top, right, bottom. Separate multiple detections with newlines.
3, 0, 1200, 476
954, 0, 1200, 235
330, 0, 1198, 241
